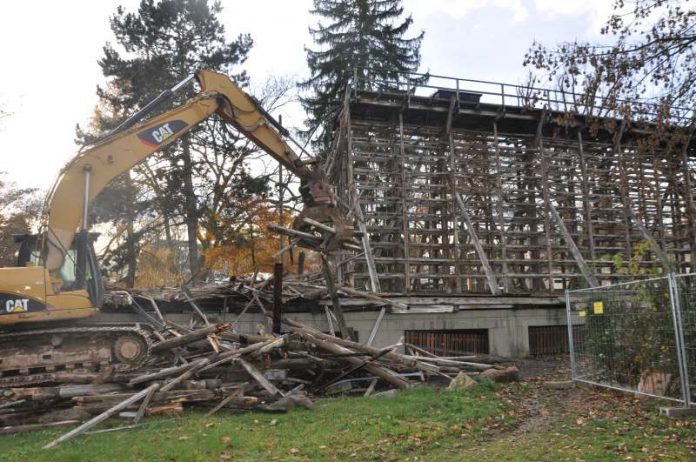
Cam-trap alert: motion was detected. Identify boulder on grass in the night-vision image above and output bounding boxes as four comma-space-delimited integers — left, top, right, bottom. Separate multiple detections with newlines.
448, 372, 478, 391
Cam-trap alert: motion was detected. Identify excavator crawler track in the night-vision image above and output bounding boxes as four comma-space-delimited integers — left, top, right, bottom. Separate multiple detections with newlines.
0, 325, 155, 387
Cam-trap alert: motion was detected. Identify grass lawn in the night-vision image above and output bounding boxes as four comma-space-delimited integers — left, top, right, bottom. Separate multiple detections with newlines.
0, 380, 693, 461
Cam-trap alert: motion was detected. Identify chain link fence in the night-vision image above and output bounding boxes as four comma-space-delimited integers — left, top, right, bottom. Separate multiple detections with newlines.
566, 274, 694, 406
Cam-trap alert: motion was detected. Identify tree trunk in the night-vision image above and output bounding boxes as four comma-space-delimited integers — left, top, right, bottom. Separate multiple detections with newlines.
181, 139, 200, 280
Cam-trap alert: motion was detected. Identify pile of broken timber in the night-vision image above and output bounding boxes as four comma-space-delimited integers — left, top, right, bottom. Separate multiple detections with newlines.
0, 318, 506, 448
105, 270, 410, 316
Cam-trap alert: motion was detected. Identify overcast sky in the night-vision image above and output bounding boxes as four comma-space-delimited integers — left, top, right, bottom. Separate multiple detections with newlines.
0, 0, 613, 190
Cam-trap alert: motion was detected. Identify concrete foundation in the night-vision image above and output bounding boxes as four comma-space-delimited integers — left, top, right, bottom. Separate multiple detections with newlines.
98, 303, 570, 357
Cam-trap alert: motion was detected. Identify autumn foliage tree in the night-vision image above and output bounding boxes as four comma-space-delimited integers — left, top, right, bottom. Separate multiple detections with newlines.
201, 197, 294, 276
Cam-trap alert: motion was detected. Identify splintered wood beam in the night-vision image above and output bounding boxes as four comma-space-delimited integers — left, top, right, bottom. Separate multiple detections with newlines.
133, 383, 159, 424
151, 324, 228, 352
182, 288, 210, 326
366, 307, 387, 346
321, 254, 350, 339
299, 332, 412, 389
205, 387, 245, 417
450, 188, 499, 295
44, 383, 160, 449
352, 201, 381, 293
547, 200, 599, 288
238, 358, 282, 397
272, 262, 283, 335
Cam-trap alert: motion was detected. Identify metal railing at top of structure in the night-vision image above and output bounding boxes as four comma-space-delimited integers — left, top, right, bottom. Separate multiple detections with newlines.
350, 67, 694, 126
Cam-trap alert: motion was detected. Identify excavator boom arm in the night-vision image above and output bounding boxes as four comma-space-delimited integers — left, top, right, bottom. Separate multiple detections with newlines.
44, 70, 328, 273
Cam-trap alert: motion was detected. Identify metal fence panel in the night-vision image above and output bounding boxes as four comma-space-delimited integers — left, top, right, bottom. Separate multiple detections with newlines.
567, 276, 690, 404
673, 274, 696, 405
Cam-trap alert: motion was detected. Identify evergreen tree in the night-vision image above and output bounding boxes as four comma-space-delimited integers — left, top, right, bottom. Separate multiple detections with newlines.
300, 0, 424, 149
95, 0, 255, 281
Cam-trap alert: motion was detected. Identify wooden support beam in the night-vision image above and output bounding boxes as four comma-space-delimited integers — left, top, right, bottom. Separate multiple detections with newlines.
547, 200, 599, 287
399, 112, 411, 293
577, 129, 596, 261
272, 262, 283, 335
492, 120, 510, 292
626, 204, 671, 271
535, 111, 554, 292
614, 119, 632, 259
448, 131, 463, 293
450, 187, 499, 295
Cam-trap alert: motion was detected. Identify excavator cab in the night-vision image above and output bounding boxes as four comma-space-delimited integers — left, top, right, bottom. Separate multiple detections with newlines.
5, 231, 104, 325
60, 232, 104, 308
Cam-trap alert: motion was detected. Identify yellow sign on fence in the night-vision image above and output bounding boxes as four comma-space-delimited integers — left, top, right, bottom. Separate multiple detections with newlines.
593, 301, 604, 315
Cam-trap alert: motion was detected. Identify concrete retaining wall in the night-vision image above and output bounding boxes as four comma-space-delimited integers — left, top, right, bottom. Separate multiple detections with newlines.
98, 305, 569, 357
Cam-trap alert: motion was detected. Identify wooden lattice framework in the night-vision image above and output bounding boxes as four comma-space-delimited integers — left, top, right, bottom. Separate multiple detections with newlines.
327, 73, 696, 295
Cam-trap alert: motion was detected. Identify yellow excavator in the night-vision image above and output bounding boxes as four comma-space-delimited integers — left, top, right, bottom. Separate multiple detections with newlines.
0, 70, 350, 386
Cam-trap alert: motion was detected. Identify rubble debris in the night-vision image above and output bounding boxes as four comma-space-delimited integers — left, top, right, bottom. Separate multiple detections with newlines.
0, 301, 504, 448
0, 268, 521, 448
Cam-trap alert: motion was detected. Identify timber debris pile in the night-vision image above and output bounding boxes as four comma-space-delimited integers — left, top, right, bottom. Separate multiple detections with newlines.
0, 277, 516, 448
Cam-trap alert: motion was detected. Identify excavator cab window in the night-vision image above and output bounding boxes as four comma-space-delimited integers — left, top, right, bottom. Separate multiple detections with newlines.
14, 234, 37, 267
57, 249, 79, 290
58, 232, 104, 307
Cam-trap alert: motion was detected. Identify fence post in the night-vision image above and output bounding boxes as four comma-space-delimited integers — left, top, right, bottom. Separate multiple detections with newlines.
668, 273, 692, 407
565, 289, 577, 380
